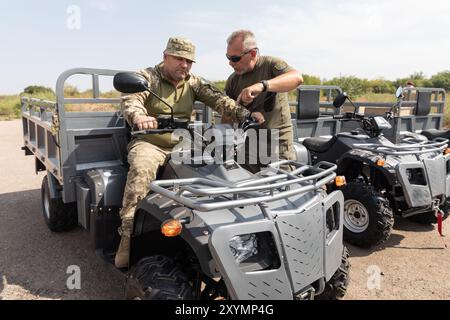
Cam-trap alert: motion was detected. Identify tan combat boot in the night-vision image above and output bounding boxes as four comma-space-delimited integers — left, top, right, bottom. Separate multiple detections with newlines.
114, 235, 130, 268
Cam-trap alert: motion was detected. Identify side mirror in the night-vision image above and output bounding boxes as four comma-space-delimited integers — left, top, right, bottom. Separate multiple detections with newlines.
113, 72, 149, 94
395, 86, 404, 99
333, 93, 348, 108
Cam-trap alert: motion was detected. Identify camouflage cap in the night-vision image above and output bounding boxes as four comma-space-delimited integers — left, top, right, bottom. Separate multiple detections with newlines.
164, 37, 196, 63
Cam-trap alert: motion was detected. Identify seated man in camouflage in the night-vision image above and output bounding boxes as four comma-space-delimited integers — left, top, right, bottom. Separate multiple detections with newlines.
116, 37, 264, 268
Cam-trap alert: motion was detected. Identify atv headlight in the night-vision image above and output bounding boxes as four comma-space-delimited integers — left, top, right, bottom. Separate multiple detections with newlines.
229, 234, 258, 264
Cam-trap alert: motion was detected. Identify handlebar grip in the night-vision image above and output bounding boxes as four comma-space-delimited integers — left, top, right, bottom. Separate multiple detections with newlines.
131, 129, 175, 136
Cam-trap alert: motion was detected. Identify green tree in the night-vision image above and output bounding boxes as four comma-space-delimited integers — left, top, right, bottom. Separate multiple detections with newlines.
302, 74, 321, 85
366, 79, 395, 94
64, 85, 80, 97
431, 71, 450, 91
393, 72, 432, 89
324, 75, 365, 97
23, 85, 54, 95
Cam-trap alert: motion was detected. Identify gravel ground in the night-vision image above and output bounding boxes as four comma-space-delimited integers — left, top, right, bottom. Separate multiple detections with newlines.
1, 119, 449, 300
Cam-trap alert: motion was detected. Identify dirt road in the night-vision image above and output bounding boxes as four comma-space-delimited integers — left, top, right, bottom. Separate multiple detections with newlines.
1, 120, 449, 300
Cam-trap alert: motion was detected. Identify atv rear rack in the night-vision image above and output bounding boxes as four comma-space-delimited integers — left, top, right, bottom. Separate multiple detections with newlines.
353, 138, 448, 156
149, 161, 337, 212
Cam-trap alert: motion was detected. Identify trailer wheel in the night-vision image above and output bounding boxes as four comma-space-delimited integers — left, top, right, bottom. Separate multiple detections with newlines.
125, 255, 195, 300
408, 199, 450, 225
41, 175, 78, 232
317, 246, 350, 300
341, 182, 394, 248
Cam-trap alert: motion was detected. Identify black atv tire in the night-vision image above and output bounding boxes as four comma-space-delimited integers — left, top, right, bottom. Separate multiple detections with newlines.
125, 255, 195, 300
341, 182, 394, 248
408, 199, 450, 225
317, 246, 350, 300
41, 175, 78, 232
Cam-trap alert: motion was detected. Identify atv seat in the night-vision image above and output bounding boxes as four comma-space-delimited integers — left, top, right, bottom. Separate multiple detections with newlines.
303, 136, 338, 153
420, 129, 450, 140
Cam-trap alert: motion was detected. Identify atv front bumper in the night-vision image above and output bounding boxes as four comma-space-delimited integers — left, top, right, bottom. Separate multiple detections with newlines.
396, 153, 450, 209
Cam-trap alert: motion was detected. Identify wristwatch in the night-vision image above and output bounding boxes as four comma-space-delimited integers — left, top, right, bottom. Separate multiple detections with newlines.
260, 80, 269, 92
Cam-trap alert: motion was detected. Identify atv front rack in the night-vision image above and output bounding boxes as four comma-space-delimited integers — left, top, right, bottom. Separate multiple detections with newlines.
149, 161, 337, 212
353, 138, 448, 156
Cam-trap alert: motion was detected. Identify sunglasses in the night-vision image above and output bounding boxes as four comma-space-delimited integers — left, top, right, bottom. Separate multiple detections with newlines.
226, 48, 257, 63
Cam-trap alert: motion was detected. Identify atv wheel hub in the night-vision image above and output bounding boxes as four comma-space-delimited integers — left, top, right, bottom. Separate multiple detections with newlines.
344, 199, 369, 233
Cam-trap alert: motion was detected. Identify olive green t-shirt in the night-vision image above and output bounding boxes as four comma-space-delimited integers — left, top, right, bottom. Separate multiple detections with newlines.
225, 56, 294, 130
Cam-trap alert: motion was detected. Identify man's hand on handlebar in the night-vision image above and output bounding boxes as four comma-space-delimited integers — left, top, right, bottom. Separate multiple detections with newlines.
250, 112, 265, 125
134, 115, 158, 130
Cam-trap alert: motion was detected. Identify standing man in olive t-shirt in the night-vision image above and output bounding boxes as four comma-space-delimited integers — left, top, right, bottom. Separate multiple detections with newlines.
224, 30, 304, 173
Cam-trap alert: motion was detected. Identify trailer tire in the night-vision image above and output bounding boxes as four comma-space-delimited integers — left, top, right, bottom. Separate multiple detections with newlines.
41, 175, 78, 232
408, 199, 450, 225
317, 246, 350, 300
341, 182, 394, 248
125, 255, 195, 300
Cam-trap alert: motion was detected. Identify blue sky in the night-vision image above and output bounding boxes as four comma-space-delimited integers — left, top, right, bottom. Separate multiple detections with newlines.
1, 0, 449, 94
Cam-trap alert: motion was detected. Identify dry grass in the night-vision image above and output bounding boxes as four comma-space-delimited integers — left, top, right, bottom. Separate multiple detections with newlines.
355, 93, 396, 103
0, 95, 21, 120
65, 104, 120, 112
444, 99, 450, 128
2, 90, 449, 127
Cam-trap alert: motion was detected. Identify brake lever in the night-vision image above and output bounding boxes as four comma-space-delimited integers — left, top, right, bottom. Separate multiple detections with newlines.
241, 116, 260, 132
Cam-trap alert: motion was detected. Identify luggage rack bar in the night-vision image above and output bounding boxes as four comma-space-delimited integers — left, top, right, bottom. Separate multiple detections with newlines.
149, 161, 337, 212
21, 97, 57, 124
22, 97, 57, 110
353, 138, 448, 156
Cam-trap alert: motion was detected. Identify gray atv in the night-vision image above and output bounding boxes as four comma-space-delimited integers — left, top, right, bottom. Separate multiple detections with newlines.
21, 68, 349, 300
384, 87, 450, 225
113, 72, 350, 300
298, 92, 449, 247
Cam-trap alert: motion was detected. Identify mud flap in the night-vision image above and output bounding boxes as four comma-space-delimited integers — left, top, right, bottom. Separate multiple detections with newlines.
396, 162, 432, 208
444, 154, 450, 198
423, 156, 445, 197
322, 191, 344, 282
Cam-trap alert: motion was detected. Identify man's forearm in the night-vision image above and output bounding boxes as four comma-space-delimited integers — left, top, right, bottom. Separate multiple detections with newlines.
266, 70, 303, 93
121, 95, 148, 126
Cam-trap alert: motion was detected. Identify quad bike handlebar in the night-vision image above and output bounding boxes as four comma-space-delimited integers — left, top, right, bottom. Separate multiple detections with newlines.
131, 115, 260, 137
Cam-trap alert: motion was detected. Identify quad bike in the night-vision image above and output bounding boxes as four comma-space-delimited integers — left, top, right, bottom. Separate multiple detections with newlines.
22, 68, 350, 300
299, 92, 449, 247
112, 72, 351, 300
385, 87, 450, 225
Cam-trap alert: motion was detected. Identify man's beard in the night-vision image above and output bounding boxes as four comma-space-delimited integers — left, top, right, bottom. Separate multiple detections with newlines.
167, 69, 188, 82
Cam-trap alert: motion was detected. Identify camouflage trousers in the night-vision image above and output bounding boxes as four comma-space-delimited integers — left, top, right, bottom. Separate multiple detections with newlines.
119, 139, 171, 237
243, 126, 295, 174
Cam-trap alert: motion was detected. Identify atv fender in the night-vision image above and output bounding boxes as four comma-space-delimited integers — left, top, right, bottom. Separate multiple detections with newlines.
133, 197, 217, 278
337, 151, 395, 186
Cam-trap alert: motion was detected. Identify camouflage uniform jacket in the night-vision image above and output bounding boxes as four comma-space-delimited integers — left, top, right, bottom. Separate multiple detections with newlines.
121, 62, 250, 148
